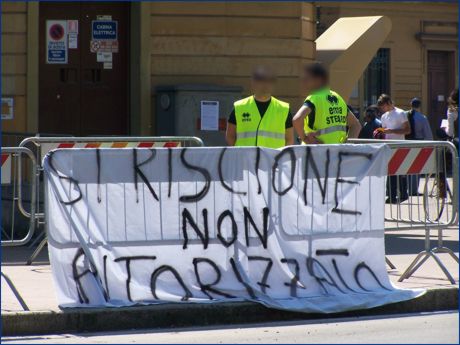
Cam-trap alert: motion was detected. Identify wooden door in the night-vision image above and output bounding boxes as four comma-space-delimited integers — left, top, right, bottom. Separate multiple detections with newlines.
427, 51, 455, 136
39, 2, 130, 136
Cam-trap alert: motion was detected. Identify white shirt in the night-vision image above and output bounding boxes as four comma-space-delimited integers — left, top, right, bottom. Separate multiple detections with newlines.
446, 107, 458, 137
380, 107, 408, 140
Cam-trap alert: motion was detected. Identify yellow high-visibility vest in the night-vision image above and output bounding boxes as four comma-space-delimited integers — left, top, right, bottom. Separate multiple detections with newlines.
234, 96, 289, 148
304, 88, 348, 144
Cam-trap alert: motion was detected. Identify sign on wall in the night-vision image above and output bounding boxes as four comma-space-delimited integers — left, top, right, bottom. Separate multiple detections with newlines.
200, 101, 219, 131
46, 20, 68, 64
1, 98, 14, 120
91, 20, 117, 41
67, 20, 78, 34
44, 145, 422, 310
90, 40, 119, 53
67, 19, 78, 49
90, 18, 119, 66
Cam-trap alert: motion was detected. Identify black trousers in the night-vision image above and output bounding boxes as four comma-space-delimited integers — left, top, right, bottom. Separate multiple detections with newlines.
387, 175, 408, 201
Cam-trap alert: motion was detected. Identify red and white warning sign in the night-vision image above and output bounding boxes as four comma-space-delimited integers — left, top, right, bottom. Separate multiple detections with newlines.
40, 141, 181, 160
90, 40, 119, 53
388, 147, 436, 175
1, 153, 12, 185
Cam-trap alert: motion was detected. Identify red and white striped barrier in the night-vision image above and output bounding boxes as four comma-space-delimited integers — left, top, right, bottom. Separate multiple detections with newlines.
1, 153, 12, 185
40, 141, 181, 160
388, 147, 435, 175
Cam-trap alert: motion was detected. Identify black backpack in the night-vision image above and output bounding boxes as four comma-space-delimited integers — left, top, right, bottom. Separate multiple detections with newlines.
405, 109, 416, 140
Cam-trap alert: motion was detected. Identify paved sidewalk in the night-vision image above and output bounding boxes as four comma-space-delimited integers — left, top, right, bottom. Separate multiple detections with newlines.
2, 228, 458, 313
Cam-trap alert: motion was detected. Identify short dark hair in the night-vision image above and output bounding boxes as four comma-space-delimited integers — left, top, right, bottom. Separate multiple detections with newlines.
377, 94, 393, 106
303, 62, 329, 83
410, 98, 421, 108
365, 105, 379, 119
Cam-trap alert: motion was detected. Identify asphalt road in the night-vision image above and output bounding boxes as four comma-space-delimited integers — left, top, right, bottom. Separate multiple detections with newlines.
3, 311, 458, 344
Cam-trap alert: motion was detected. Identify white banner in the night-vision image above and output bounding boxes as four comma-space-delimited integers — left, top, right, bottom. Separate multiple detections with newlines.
44, 145, 422, 311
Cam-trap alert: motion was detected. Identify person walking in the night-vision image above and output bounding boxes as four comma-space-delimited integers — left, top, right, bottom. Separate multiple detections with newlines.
405, 98, 433, 196
226, 66, 294, 148
377, 94, 411, 203
292, 62, 361, 144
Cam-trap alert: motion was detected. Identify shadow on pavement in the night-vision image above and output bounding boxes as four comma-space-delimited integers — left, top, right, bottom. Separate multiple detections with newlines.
385, 232, 459, 255
1, 246, 49, 266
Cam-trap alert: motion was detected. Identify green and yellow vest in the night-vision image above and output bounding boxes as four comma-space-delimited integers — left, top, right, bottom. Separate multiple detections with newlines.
234, 96, 289, 149
304, 88, 348, 144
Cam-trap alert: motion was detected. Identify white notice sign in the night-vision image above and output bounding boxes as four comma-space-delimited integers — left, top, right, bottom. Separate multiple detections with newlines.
1, 98, 14, 120
200, 101, 219, 131
67, 20, 78, 34
97, 52, 112, 62
68, 33, 78, 49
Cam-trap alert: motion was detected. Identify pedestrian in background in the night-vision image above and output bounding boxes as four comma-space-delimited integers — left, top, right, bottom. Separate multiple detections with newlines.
226, 66, 294, 148
359, 105, 381, 139
406, 98, 433, 196
441, 88, 458, 143
405, 98, 433, 141
438, 89, 459, 199
377, 94, 411, 203
378, 94, 411, 140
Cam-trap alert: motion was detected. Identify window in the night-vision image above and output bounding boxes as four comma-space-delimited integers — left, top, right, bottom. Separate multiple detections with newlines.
363, 48, 390, 106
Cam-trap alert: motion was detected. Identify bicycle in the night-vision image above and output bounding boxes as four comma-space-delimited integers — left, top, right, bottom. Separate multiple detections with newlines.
423, 173, 453, 222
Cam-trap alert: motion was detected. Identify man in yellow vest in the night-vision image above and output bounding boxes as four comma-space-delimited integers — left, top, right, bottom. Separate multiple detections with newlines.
226, 66, 294, 148
293, 63, 361, 144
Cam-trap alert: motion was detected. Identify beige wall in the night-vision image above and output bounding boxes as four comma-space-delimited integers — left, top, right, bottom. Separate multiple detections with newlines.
149, 1, 316, 129
1, 2, 316, 136
318, 2, 458, 113
2, 2, 457, 135
2, 2, 456, 135
1, 2, 28, 132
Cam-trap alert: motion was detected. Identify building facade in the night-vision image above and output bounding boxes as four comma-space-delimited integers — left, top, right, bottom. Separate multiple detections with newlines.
317, 1, 458, 133
1, 1, 315, 139
1, 1, 458, 139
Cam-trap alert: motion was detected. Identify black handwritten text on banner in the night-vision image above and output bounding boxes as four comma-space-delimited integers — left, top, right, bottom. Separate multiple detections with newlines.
44, 145, 421, 311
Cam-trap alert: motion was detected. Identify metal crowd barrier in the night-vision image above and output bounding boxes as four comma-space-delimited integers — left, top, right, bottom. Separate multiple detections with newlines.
16, 136, 204, 264
350, 139, 459, 283
1, 147, 37, 246
1, 146, 37, 311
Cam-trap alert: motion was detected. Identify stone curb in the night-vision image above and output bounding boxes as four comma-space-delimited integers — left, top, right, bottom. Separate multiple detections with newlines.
2, 287, 458, 336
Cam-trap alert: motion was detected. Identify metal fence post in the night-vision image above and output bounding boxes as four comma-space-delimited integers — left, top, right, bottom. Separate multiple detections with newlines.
16, 136, 204, 264
1, 147, 37, 247
349, 139, 458, 283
